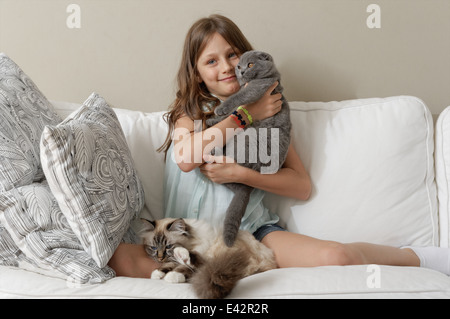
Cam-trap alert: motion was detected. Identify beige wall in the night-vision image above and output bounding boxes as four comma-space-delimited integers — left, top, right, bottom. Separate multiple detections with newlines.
1, 0, 449, 115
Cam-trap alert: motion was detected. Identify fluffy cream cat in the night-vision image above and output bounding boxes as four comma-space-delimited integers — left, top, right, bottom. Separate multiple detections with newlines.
140, 218, 276, 298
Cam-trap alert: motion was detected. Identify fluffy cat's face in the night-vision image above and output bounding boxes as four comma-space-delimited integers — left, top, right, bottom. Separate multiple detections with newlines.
235, 51, 275, 86
140, 218, 191, 262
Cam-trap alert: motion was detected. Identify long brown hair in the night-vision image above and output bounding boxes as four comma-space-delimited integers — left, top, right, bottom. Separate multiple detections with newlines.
158, 14, 253, 155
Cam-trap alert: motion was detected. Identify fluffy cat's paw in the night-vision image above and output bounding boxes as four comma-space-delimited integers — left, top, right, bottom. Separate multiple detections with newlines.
164, 271, 186, 283
150, 269, 165, 280
174, 247, 191, 266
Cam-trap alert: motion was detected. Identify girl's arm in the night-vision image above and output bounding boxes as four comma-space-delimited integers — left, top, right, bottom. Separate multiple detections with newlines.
200, 143, 312, 201
173, 115, 242, 172
174, 82, 282, 172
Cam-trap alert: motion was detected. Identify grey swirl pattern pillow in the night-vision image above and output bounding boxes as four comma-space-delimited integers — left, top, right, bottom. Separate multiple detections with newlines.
41, 93, 145, 268
0, 182, 115, 283
0, 224, 23, 267
0, 53, 62, 191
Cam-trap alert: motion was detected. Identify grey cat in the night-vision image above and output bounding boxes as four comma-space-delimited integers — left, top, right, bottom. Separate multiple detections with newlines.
205, 50, 291, 247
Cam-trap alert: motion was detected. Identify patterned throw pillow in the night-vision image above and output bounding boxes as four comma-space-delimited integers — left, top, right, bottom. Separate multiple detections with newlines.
41, 93, 145, 268
0, 182, 115, 283
0, 53, 61, 191
0, 52, 65, 275
0, 224, 24, 267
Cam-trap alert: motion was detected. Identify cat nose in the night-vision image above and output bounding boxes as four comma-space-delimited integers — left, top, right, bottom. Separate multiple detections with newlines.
157, 251, 165, 261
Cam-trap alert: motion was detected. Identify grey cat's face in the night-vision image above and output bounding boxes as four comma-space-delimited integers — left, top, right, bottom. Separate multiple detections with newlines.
235, 50, 276, 85
140, 218, 191, 262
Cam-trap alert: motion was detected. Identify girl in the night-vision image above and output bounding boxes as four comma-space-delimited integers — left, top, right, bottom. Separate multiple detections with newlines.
108, 14, 449, 277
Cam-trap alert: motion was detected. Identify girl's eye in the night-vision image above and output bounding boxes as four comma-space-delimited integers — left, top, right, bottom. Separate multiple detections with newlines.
207, 59, 216, 65
248, 63, 254, 68
229, 52, 237, 58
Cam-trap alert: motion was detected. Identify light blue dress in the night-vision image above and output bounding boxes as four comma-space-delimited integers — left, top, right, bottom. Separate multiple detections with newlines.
163, 143, 279, 234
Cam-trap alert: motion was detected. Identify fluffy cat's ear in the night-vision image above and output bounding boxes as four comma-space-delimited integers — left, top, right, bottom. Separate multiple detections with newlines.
140, 218, 156, 232
168, 218, 189, 236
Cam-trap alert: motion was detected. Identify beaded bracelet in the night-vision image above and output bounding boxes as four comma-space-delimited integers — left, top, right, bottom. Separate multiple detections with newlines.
237, 106, 253, 125
230, 114, 245, 128
230, 110, 246, 128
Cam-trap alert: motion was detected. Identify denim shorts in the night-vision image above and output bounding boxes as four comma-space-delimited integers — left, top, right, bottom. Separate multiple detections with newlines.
252, 224, 286, 241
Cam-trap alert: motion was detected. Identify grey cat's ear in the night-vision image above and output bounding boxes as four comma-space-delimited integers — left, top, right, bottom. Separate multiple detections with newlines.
258, 51, 273, 61
168, 218, 189, 236
140, 218, 156, 232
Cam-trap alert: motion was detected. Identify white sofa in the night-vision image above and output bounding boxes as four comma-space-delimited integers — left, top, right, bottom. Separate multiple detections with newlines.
1, 95, 450, 299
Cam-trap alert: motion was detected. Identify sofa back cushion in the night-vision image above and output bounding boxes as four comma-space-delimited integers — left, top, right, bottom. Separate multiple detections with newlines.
112, 108, 168, 223
264, 96, 438, 247
435, 105, 450, 247
53, 96, 438, 247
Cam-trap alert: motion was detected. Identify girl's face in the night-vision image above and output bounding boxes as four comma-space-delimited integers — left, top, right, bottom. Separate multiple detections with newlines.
196, 32, 240, 101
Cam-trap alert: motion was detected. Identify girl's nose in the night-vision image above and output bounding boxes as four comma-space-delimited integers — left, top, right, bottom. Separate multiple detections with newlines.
222, 60, 234, 73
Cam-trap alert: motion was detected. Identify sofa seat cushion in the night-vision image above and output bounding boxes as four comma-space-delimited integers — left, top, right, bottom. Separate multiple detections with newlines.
1, 264, 449, 298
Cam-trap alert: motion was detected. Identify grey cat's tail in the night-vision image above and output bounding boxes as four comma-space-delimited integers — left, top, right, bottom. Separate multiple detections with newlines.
223, 184, 253, 247
190, 249, 250, 299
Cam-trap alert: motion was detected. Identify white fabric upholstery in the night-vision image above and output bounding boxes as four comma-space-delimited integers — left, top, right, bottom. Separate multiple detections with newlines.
1, 96, 446, 299
435, 105, 450, 247
265, 96, 438, 247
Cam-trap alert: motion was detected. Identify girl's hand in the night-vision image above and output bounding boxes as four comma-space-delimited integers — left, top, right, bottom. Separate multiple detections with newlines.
199, 155, 245, 184
244, 81, 282, 122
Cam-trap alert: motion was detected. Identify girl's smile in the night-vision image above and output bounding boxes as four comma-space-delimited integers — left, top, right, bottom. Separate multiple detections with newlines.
219, 75, 237, 82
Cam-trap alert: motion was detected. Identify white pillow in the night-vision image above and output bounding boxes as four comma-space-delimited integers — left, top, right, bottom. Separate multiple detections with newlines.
435, 105, 450, 248
264, 96, 438, 247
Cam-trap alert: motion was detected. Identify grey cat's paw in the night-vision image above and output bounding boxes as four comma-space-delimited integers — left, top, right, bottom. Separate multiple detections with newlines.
151, 269, 165, 280
215, 108, 228, 116
205, 118, 215, 127
164, 271, 186, 283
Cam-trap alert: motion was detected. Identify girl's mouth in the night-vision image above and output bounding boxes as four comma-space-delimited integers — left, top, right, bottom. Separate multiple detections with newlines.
219, 75, 236, 82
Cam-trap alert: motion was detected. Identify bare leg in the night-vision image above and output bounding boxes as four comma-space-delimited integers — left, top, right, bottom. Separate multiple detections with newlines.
346, 242, 419, 267
108, 243, 160, 278
261, 231, 420, 268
